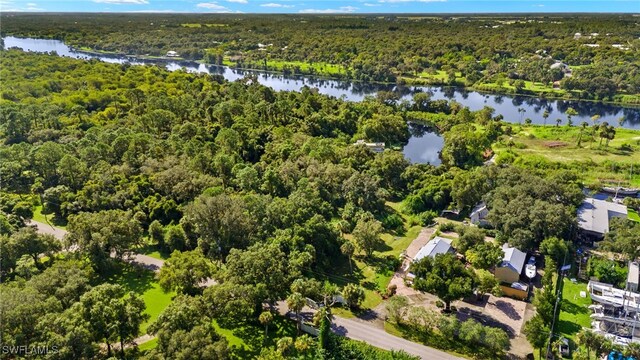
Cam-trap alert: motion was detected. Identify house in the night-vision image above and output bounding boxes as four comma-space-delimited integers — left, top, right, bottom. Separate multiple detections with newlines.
470, 202, 489, 226
495, 244, 526, 284
166, 51, 179, 57
577, 198, 628, 239
413, 237, 454, 262
629, 262, 639, 292
354, 139, 385, 153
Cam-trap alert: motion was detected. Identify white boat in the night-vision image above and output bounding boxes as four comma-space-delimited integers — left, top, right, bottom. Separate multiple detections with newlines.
525, 263, 536, 279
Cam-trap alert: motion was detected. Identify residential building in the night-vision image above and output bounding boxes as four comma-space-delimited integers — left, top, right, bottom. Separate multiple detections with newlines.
577, 198, 628, 239
495, 244, 526, 284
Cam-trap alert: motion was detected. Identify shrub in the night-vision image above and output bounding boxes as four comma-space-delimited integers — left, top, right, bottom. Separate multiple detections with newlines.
438, 222, 455, 232
417, 210, 437, 226
382, 213, 404, 232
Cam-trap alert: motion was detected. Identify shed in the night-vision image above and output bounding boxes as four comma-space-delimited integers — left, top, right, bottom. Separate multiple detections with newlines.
495, 244, 526, 284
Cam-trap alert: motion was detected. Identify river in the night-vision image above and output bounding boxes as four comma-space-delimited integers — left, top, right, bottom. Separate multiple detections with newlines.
4, 36, 640, 165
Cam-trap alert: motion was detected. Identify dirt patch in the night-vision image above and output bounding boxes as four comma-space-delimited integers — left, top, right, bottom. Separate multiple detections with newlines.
543, 141, 568, 148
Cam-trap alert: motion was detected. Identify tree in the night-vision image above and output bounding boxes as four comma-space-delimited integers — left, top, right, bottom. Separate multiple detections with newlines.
555, 118, 562, 127
342, 283, 365, 309
158, 250, 214, 295
148, 295, 228, 360
385, 295, 409, 324
465, 243, 503, 270
455, 225, 485, 254
204, 282, 264, 325
523, 315, 549, 359
539, 237, 569, 266
225, 242, 311, 301
184, 193, 256, 259
352, 214, 383, 257
542, 110, 550, 125
148, 220, 165, 249
340, 240, 355, 273
475, 269, 501, 298
66, 210, 142, 273
565, 107, 578, 126
287, 292, 306, 334
9, 227, 60, 270
600, 218, 640, 261
259, 311, 274, 339
517, 107, 526, 124
577, 121, 588, 146
411, 253, 476, 311
78, 284, 147, 357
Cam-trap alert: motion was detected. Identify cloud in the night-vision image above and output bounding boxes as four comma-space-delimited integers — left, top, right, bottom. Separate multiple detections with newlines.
364, 3, 381, 6
378, 0, 446, 2
196, 2, 230, 11
299, 6, 357, 13
261, 2, 294, 8
534, 4, 544, 7
93, 0, 149, 4
227, 0, 247, 3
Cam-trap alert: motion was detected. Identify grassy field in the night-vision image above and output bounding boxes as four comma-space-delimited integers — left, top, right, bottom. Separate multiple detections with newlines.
213, 316, 297, 358
494, 124, 640, 186
102, 262, 175, 334
332, 202, 422, 317
32, 205, 67, 228
629, 208, 640, 222
557, 279, 591, 343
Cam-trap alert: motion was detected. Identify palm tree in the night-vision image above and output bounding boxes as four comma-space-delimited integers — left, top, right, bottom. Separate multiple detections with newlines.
542, 109, 550, 126
517, 107, 526, 124
259, 311, 274, 339
576, 329, 597, 359
618, 116, 626, 127
286, 292, 306, 334
556, 118, 562, 127
577, 121, 588, 146
566, 107, 578, 126
340, 241, 355, 274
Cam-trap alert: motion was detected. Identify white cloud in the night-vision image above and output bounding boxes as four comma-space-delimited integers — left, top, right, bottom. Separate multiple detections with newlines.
227, 0, 247, 3
534, 4, 544, 7
27, 2, 36, 6
196, 2, 230, 11
93, 0, 149, 4
364, 3, 381, 6
299, 6, 357, 13
378, 0, 446, 3
261, 3, 294, 8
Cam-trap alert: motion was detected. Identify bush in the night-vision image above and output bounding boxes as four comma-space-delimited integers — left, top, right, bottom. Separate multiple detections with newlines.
382, 213, 404, 232
417, 210, 437, 226
438, 222, 456, 232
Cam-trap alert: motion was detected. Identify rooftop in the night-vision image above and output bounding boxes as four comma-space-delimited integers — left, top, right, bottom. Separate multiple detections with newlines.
577, 198, 628, 235
413, 236, 453, 262
500, 243, 526, 274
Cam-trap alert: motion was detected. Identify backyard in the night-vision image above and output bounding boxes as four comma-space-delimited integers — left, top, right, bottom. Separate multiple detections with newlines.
557, 279, 592, 344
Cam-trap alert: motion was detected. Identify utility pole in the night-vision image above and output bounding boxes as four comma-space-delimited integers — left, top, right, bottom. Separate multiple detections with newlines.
546, 250, 569, 359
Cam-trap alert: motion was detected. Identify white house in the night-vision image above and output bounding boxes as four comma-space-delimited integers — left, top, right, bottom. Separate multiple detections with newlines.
577, 198, 628, 239
495, 244, 526, 284
470, 202, 490, 226
413, 237, 454, 262
166, 51, 179, 57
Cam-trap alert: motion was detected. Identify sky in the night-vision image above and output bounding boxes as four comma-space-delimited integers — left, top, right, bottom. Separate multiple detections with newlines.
1, 0, 638, 14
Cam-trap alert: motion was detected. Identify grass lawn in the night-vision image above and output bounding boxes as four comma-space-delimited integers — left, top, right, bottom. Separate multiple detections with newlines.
135, 241, 170, 261
137, 337, 157, 352
102, 262, 175, 334
494, 125, 640, 186
32, 205, 67, 229
629, 208, 640, 222
384, 322, 472, 359
557, 279, 591, 343
213, 316, 297, 359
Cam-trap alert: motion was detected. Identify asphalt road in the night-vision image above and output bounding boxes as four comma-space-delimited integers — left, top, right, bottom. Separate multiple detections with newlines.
332, 316, 461, 360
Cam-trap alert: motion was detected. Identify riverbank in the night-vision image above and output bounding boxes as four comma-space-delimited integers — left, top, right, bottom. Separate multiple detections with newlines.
65, 44, 640, 107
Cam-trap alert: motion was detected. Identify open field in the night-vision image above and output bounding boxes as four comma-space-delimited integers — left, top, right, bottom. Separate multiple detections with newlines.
494, 125, 640, 186
557, 279, 591, 343
102, 262, 175, 334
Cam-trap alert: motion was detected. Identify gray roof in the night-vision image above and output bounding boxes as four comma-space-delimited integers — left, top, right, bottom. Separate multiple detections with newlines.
577, 198, 628, 235
413, 237, 453, 262
500, 244, 526, 274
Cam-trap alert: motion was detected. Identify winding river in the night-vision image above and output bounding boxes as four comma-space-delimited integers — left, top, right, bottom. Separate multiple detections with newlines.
4, 36, 640, 165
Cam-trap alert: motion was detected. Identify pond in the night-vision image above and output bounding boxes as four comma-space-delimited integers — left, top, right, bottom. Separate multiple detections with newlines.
4, 36, 640, 165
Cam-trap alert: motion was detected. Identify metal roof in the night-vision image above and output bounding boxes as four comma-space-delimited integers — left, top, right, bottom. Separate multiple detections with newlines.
577, 198, 628, 235
500, 243, 526, 274
413, 236, 453, 262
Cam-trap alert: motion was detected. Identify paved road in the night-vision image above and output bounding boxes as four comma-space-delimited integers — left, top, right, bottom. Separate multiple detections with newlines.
332, 316, 461, 360
28, 219, 67, 240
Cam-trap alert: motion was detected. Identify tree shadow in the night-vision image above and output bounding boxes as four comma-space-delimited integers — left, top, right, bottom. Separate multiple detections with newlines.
493, 300, 522, 321
456, 307, 516, 337
102, 261, 155, 295
561, 299, 589, 315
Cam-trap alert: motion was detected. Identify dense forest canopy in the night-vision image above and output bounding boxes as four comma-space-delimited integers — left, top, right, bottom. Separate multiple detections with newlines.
1, 13, 639, 102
